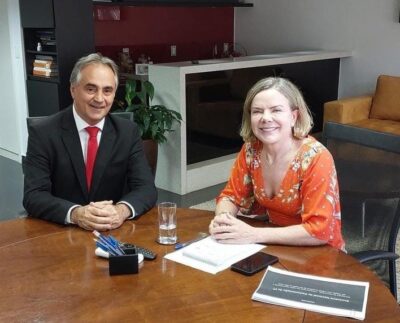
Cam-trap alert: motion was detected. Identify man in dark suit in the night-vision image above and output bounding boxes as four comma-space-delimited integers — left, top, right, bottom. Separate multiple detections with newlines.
23, 53, 157, 231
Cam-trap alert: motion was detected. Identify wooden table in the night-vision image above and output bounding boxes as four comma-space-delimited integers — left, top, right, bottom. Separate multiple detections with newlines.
0, 209, 398, 322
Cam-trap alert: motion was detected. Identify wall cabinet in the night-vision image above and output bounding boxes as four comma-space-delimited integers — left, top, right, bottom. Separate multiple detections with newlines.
20, 0, 95, 116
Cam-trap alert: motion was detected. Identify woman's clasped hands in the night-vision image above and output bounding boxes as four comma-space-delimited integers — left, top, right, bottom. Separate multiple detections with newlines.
209, 212, 258, 244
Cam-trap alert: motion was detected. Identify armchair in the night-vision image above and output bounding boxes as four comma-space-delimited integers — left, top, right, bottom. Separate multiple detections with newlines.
324, 75, 400, 136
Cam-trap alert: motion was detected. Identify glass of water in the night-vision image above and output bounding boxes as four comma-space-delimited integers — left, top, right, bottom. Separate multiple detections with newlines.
157, 202, 177, 245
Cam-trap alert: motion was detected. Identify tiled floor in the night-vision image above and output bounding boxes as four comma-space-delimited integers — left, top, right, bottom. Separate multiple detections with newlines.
0, 155, 224, 221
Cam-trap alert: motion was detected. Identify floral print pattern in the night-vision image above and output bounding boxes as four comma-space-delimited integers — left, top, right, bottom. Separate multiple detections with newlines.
217, 136, 345, 250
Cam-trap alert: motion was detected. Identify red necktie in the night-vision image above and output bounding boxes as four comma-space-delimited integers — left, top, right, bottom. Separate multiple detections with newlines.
85, 126, 99, 190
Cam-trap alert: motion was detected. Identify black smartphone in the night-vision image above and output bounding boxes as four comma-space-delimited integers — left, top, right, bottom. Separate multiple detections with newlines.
231, 252, 278, 276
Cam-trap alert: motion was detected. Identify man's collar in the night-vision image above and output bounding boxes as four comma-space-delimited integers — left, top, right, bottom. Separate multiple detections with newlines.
72, 104, 105, 132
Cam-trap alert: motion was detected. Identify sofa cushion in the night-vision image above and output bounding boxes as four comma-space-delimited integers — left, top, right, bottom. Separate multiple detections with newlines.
324, 96, 372, 124
370, 75, 400, 121
351, 119, 400, 136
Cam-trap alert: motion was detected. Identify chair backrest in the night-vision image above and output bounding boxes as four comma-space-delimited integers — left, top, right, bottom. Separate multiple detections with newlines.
322, 122, 400, 296
27, 116, 48, 128
111, 111, 134, 122
23, 117, 50, 174
27, 112, 134, 127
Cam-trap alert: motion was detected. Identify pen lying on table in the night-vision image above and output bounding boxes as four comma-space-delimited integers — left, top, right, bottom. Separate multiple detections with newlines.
174, 232, 208, 250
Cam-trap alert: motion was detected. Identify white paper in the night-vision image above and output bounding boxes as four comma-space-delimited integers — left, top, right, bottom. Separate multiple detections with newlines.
164, 236, 265, 274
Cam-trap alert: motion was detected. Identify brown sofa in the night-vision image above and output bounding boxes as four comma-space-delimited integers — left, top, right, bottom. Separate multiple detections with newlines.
324, 75, 400, 135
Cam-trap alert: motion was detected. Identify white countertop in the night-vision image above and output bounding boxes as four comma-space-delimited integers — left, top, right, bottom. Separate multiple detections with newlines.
151, 50, 352, 73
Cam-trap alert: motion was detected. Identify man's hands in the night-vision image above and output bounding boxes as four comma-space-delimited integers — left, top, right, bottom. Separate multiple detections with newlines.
71, 200, 131, 231
209, 212, 257, 244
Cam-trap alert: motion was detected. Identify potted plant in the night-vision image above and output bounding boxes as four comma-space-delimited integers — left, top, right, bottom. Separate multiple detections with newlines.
123, 79, 182, 174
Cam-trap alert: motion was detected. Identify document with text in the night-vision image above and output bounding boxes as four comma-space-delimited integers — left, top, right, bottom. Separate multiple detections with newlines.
164, 236, 265, 274
252, 266, 369, 320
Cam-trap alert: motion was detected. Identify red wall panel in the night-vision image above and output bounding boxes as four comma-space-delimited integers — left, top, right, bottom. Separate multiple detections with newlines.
94, 6, 234, 63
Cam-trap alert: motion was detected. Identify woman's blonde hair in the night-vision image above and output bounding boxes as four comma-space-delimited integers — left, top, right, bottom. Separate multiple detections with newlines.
240, 77, 313, 142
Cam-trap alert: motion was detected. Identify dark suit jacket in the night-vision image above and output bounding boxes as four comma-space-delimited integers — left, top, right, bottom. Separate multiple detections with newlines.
23, 107, 157, 224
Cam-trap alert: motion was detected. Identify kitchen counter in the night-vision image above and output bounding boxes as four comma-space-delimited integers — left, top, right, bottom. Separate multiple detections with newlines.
153, 50, 351, 71
149, 50, 352, 195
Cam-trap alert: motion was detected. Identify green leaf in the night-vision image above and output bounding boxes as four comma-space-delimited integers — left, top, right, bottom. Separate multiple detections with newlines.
153, 110, 163, 122
122, 79, 182, 144
165, 117, 172, 130
150, 123, 158, 138
158, 133, 167, 144
124, 79, 137, 106
143, 80, 155, 101
143, 113, 151, 131
172, 110, 182, 122
137, 90, 147, 105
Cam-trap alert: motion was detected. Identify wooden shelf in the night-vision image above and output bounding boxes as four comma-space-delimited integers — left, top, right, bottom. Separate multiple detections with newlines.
21, 0, 94, 116
26, 49, 57, 56
28, 75, 60, 83
93, 1, 253, 7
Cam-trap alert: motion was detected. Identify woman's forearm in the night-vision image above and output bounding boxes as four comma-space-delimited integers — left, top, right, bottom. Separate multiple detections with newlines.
215, 199, 239, 216
213, 200, 326, 246
253, 224, 326, 246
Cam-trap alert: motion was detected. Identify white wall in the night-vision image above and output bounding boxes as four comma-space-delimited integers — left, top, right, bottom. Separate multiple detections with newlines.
0, 0, 28, 162
235, 0, 400, 97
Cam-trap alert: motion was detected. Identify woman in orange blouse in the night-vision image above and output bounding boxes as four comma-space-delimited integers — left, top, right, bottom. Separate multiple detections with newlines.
209, 77, 345, 250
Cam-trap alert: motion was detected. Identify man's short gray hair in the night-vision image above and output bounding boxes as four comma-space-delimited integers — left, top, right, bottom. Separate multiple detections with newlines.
69, 53, 119, 88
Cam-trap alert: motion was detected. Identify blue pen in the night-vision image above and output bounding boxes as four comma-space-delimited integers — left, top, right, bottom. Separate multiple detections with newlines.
95, 237, 120, 256
95, 239, 113, 254
100, 236, 124, 256
93, 231, 124, 256
95, 239, 123, 256
108, 235, 125, 255
175, 234, 209, 250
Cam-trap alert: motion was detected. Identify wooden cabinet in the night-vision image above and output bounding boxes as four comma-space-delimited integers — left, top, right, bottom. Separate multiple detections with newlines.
20, 0, 54, 28
20, 0, 95, 116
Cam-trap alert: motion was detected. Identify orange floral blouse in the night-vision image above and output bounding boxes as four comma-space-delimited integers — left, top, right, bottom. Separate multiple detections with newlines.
217, 137, 345, 250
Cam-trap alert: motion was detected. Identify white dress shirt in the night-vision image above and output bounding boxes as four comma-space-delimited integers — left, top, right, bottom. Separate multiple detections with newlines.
65, 106, 135, 224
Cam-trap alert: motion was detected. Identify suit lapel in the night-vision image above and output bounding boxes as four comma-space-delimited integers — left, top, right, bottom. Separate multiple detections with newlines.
90, 116, 116, 198
61, 108, 88, 197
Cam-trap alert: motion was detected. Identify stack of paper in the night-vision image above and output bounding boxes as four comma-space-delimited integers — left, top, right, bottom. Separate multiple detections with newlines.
252, 266, 369, 320
164, 236, 265, 274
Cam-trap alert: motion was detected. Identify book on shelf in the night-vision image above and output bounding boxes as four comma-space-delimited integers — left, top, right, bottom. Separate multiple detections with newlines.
33, 66, 58, 73
35, 54, 55, 61
35, 30, 56, 47
33, 60, 58, 69
33, 69, 58, 78
36, 30, 55, 37
251, 266, 369, 320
